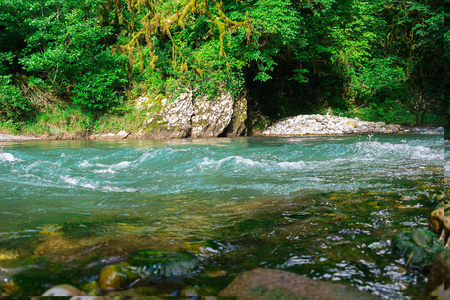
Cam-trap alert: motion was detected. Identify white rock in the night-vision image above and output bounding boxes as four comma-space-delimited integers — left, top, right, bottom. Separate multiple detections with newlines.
42, 284, 84, 296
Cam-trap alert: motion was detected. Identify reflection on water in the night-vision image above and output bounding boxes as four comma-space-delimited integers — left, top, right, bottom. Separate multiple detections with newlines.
0, 133, 445, 297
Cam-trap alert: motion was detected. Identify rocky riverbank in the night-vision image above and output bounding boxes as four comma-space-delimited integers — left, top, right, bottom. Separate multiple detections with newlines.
0, 134, 40, 142
262, 114, 405, 135
1, 92, 445, 142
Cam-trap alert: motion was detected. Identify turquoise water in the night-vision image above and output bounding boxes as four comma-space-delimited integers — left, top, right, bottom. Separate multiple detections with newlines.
0, 133, 445, 297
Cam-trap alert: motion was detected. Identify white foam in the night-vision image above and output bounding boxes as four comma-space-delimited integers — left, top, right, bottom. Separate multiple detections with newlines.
81, 183, 98, 189
138, 151, 158, 163
111, 161, 131, 169
356, 141, 443, 161
277, 161, 307, 169
93, 169, 117, 174
0, 153, 19, 162
80, 160, 131, 172
61, 175, 79, 185
79, 160, 92, 167
412, 126, 444, 135
102, 186, 140, 193
60, 175, 98, 189
102, 186, 122, 192
200, 156, 261, 168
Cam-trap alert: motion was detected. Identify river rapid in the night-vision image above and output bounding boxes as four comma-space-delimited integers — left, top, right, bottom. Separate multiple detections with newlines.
0, 130, 445, 297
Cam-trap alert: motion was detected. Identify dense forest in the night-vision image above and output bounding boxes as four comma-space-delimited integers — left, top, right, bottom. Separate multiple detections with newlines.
0, 0, 448, 137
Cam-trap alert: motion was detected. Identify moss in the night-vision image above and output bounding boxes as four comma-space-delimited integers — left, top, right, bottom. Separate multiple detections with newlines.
99, 263, 142, 291
144, 117, 169, 133
110, 0, 253, 75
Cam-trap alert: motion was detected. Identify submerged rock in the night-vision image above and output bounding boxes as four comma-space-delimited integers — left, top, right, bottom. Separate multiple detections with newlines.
262, 114, 404, 136
219, 268, 376, 299
82, 281, 101, 296
99, 263, 142, 291
0, 279, 20, 296
180, 286, 198, 297
95, 249, 199, 293
393, 228, 449, 270
128, 249, 199, 280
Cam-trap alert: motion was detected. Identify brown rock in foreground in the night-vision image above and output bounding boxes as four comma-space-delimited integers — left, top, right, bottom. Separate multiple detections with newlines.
424, 252, 450, 298
219, 268, 376, 299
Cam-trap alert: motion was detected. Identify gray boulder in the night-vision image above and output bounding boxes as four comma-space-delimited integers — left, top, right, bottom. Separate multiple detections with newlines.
191, 92, 234, 138
142, 92, 194, 139
223, 94, 248, 137
139, 89, 247, 139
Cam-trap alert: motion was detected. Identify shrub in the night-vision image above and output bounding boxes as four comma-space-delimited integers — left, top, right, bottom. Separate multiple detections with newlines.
0, 75, 34, 122
72, 70, 127, 110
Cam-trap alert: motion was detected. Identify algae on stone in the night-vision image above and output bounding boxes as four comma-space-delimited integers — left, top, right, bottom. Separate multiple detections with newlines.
99, 263, 142, 291
393, 228, 449, 270
128, 249, 199, 280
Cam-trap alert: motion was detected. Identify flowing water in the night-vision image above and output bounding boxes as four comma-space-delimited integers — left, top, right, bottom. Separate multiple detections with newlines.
0, 131, 445, 298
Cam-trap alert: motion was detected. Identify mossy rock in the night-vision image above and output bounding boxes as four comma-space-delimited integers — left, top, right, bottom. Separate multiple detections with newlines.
99, 263, 142, 291
393, 228, 450, 270
1, 279, 20, 296
128, 249, 199, 280
82, 281, 101, 296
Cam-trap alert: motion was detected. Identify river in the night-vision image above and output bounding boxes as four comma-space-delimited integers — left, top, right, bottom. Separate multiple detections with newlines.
0, 130, 445, 297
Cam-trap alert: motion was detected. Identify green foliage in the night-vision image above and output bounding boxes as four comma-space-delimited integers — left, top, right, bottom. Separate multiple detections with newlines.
351, 57, 407, 102
23, 104, 94, 136
0, 0, 446, 135
0, 52, 14, 75
72, 61, 128, 110
91, 105, 145, 134
0, 75, 34, 123
252, 0, 300, 44
352, 101, 416, 124
20, 8, 129, 109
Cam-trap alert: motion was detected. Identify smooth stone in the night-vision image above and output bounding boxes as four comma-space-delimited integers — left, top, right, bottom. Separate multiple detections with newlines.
107, 286, 164, 296
423, 252, 450, 296
42, 284, 84, 296
99, 263, 142, 291
218, 268, 376, 299
70, 296, 110, 300
203, 269, 227, 278
180, 286, 198, 297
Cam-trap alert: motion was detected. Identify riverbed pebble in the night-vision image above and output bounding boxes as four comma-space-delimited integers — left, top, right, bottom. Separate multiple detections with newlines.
262, 114, 404, 135
42, 284, 84, 296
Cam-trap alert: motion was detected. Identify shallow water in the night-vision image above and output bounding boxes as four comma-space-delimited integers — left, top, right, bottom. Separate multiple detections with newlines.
0, 132, 445, 297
